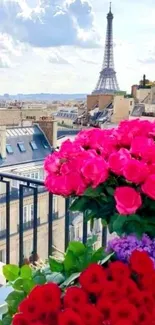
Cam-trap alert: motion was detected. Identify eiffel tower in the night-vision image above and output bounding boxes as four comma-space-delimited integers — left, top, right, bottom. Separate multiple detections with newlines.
93, 3, 119, 94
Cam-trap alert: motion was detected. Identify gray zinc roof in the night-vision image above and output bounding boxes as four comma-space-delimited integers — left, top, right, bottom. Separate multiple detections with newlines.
0, 125, 52, 168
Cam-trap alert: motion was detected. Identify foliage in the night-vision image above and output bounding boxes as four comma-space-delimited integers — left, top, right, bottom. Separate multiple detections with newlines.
1, 238, 113, 324
11, 251, 155, 325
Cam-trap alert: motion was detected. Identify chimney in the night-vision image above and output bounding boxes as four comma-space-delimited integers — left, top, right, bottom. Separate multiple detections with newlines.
36, 117, 57, 148
0, 126, 6, 159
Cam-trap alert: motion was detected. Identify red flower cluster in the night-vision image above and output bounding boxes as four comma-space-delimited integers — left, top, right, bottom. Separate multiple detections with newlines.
13, 250, 155, 325
44, 119, 155, 215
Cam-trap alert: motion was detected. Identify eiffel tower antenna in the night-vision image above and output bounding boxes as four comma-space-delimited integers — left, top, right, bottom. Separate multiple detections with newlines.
92, 3, 119, 94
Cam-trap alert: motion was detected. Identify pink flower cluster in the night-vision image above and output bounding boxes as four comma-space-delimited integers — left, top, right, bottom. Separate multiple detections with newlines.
44, 119, 155, 215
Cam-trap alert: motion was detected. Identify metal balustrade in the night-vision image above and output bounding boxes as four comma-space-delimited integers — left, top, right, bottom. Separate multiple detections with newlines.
0, 173, 92, 266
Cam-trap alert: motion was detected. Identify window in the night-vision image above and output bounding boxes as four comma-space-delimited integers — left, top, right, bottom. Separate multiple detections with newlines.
6, 144, 13, 154
30, 141, 38, 150
0, 249, 6, 263
23, 240, 33, 259
18, 142, 26, 152
0, 214, 6, 231
42, 141, 49, 149
75, 225, 80, 239
53, 196, 58, 213
23, 204, 34, 223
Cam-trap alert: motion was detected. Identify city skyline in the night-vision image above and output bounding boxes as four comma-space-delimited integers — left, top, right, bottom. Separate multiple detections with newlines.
0, 0, 155, 94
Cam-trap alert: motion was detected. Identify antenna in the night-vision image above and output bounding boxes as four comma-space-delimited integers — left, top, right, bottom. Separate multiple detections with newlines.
109, 2, 111, 12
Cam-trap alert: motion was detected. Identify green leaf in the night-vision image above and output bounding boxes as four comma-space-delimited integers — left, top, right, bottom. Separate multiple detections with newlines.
123, 215, 143, 237
5, 291, 25, 315
108, 214, 119, 233
61, 272, 80, 288
12, 278, 23, 291
23, 279, 35, 294
106, 187, 114, 196
69, 197, 88, 212
49, 257, 64, 273
20, 265, 32, 279
3, 265, 20, 282
86, 235, 97, 247
84, 186, 103, 197
67, 241, 86, 257
33, 271, 46, 285
46, 273, 65, 284
90, 248, 105, 263
64, 251, 77, 273
2, 315, 12, 325
100, 252, 115, 265
113, 215, 127, 235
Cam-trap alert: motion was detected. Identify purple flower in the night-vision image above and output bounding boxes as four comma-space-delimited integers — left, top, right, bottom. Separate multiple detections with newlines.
107, 234, 155, 265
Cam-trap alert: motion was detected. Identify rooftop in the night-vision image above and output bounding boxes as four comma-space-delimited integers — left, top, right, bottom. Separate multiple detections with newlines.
0, 126, 81, 168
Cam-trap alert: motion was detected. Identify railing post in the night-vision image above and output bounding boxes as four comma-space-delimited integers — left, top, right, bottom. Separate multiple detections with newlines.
19, 185, 24, 267
33, 187, 38, 263
48, 192, 53, 256
6, 182, 10, 264
82, 211, 88, 245
102, 226, 107, 247
65, 198, 70, 250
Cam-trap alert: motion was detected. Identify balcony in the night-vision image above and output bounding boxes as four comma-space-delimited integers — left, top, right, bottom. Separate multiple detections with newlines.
0, 172, 107, 315
0, 173, 107, 266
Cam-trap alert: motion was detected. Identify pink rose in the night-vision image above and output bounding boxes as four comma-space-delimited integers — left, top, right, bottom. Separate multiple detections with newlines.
45, 172, 86, 196
44, 152, 61, 173
148, 163, 155, 174
114, 186, 142, 215
141, 174, 155, 200
81, 156, 109, 188
123, 158, 149, 184
108, 148, 131, 176
130, 136, 155, 163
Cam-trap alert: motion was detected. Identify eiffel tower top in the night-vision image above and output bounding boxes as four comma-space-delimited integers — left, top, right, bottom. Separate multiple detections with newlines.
107, 2, 113, 18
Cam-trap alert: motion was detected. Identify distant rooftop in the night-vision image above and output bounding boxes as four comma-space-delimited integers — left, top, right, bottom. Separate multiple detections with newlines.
0, 126, 81, 168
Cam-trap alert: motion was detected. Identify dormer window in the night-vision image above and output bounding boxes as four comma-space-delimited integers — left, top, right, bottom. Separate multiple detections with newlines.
18, 142, 26, 152
30, 141, 38, 150
6, 144, 13, 154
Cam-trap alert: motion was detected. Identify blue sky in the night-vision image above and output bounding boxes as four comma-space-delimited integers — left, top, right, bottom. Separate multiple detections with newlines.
0, 0, 155, 94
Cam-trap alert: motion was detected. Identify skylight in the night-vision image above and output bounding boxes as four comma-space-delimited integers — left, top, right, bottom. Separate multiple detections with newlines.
18, 142, 26, 152
6, 144, 13, 154
30, 141, 38, 150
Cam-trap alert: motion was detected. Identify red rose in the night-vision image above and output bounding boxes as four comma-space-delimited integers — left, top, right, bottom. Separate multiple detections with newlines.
80, 304, 102, 325
12, 314, 30, 325
96, 298, 112, 321
141, 174, 155, 199
138, 307, 152, 325
140, 292, 154, 313
101, 281, 125, 302
111, 300, 138, 323
40, 283, 61, 312
58, 309, 83, 325
63, 287, 88, 312
129, 250, 154, 276
123, 158, 149, 184
108, 261, 130, 283
115, 321, 133, 325
79, 264, 107, 295
18, 297, 41, 321
114, 186, 142, 215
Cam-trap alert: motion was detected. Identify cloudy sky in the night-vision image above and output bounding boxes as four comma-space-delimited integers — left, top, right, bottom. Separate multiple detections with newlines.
0, 0, 155, 94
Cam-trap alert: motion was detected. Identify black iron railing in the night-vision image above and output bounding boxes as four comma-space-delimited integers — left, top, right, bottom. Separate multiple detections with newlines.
0, 173, 92, 266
